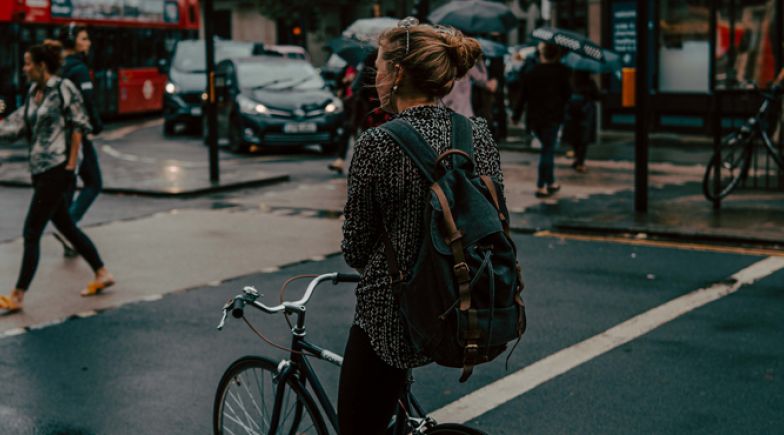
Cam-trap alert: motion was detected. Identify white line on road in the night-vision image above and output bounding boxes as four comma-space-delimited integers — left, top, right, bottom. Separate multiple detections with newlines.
431, 256, 784, 424
100, 118, 164, 141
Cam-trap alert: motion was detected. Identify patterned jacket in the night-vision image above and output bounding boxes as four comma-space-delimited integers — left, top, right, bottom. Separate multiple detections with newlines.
342, 105, 504, 368
0, 77, 92, 175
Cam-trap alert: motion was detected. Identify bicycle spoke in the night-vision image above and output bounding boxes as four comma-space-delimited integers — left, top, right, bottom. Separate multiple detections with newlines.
224, 406, 263, 435
238, 370, 264, 424
229, 386, 261, 433
253, 368, 271, 429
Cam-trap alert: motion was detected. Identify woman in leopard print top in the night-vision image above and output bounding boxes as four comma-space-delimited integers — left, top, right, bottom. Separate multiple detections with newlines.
338, 19, 505, 435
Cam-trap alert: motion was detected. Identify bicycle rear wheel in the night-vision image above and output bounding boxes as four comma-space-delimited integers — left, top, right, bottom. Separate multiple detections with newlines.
703, 131, 753, 200
213, 356, 328, 435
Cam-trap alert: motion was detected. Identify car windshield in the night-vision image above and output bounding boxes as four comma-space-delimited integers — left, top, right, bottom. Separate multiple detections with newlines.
238, 60, 325, 91
172, 41, 256, 73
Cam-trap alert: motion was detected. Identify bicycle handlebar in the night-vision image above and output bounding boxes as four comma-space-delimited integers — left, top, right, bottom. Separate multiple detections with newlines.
217, 272, 361, 330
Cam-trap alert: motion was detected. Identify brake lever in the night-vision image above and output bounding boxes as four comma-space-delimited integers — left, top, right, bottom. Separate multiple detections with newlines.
217, 309, 228, 331
217, 297, 235, 330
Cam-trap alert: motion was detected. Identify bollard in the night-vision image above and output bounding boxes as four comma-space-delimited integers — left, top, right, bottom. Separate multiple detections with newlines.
622, 67, 636, 108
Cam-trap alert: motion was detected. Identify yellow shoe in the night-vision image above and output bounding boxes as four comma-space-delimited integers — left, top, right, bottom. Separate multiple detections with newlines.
81, 276, 115, 297
0, 294, 23, 313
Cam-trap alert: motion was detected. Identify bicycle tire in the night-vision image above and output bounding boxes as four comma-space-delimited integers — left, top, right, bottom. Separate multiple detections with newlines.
213, 355, 328, 435
703, 131, 753, 200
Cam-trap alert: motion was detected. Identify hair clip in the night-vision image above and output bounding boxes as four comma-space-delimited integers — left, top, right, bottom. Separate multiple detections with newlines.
397, 17, 419, 55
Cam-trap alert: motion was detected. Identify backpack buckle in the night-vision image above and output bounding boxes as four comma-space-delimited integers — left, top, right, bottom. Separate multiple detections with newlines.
390, 271, 405, 285
453, 262, 470, 282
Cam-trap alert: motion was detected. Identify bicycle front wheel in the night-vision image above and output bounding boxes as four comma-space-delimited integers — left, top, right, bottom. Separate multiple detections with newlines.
213, 356, 328, 435
703, 131, 753, 200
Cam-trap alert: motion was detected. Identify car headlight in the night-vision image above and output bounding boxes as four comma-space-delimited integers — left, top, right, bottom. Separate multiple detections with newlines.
325, 98, 343, 113
238, 95, 269, 115
165, 82, 177, 94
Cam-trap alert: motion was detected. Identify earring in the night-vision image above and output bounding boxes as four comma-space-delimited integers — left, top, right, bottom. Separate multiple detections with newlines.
392, 85, 399, 93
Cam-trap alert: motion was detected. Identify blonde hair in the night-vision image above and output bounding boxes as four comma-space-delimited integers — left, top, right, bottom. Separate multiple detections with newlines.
378, 24, 482, 98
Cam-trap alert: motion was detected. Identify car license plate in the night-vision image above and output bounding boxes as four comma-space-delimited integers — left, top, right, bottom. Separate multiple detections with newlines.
191, 107, 202, 116
284, 122, 317, 133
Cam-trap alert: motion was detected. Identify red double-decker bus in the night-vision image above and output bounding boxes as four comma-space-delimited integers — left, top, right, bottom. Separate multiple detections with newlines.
0, 0, 200, 117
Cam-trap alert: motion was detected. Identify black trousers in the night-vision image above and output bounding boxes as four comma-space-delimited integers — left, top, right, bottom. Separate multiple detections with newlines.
338, 325, 407, 435
16, 164, 104, 290
68, 138, 103, 223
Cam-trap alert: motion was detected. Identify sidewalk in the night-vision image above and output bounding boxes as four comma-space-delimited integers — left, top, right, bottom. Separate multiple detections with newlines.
0, 119, 289, 197
233, 133, 784, 249
0, 209, 343, 335
499, 127, 784, 248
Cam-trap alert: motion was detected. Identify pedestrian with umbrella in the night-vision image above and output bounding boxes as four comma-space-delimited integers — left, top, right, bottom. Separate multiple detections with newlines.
428, 0, 518, 34
511, 42, 571, 198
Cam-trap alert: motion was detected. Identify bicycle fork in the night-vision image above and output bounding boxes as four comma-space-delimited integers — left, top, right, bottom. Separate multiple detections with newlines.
268, 360, 296, 433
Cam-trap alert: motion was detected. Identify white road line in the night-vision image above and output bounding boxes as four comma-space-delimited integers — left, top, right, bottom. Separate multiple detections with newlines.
100, 118, 164, 141
431, 256, 784, 424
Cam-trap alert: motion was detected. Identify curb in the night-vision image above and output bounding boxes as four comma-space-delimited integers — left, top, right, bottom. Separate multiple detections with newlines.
547, 222, 784, 251
0, 173, 291, 198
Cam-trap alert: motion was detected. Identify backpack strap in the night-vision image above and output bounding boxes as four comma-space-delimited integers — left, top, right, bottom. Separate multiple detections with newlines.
379, 118, 438, 184
450, 112, 474, 159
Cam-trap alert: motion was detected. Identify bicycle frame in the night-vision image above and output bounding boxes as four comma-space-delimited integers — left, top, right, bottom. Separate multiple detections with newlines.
266, 304, 429, 434
218, 273, 433, 434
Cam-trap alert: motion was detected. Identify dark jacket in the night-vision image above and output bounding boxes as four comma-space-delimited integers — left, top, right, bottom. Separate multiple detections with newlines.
563, 78, 600, 145
342, 106, 503, 369
62, 54, 103, 135
512, 62, 571, 129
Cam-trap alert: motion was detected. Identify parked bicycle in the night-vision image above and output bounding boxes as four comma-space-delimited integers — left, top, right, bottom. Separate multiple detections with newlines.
703, 84, 784, 201
213, 272, 486, 435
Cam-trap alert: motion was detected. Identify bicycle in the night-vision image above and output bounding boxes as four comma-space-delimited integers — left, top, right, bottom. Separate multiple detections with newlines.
703, 84, 784, 200
213, 272, 487, 435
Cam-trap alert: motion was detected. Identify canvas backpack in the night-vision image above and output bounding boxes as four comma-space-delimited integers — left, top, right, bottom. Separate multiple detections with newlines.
379, 112, 527, 382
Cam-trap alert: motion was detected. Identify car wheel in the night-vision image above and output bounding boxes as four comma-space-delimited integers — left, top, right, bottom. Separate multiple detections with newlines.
320, 142, 339, 155
228, 115, 246, 153
163, 120, 175, 136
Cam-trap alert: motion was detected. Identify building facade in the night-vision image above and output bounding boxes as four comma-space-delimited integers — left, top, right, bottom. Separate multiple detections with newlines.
552, 0, 783, 134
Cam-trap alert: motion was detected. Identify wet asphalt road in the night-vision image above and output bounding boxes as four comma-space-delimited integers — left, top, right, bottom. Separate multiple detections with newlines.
0, 234, 781, 434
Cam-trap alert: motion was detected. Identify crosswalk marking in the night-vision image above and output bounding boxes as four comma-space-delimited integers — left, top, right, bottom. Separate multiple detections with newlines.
431, 256, 784, 423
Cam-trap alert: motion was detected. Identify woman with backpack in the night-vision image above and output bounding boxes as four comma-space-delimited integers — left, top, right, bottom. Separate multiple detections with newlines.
0, 42, 114, 313
55, 23, 104, 257
339, 19, 508, 434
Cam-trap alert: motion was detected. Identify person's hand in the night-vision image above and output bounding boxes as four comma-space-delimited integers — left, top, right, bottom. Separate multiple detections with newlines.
0, 99, 6, 114
486, 79, 498, 93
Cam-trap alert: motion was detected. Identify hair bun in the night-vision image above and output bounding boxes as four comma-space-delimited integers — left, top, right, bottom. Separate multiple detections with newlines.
443, 32, 482, 78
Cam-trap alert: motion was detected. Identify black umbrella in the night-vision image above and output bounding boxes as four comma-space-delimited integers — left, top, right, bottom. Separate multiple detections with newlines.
428, 0, 518, 34
530, 27, 604, 62
562, 50, 622, 77
326, 36, 375, 66
476, 37, 508, 58
343, 17, 399, 44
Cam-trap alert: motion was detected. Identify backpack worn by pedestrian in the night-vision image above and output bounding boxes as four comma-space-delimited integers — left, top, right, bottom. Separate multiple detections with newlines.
380, 112, 527, 383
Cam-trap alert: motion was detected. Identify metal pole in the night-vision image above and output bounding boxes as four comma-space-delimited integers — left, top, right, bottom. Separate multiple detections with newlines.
710, 0, 721, 210
634, 0, 648, 213
204, 0, 219, 183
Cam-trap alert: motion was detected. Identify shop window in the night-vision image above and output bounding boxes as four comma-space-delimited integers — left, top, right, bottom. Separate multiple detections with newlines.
715, 0, 778, 88
658, 0, 711, 93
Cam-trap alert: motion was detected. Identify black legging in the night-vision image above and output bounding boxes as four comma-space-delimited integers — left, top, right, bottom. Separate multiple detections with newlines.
16, 163, 104, 291
338, 325, 407, 435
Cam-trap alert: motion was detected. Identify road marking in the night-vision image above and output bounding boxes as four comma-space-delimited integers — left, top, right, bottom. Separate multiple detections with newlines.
100, 118, 164, 141
431, 256, 784, 424
535, 230, 784, 257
